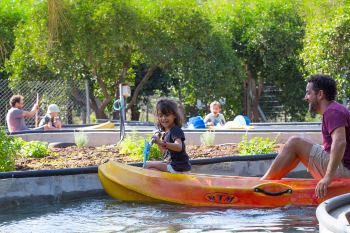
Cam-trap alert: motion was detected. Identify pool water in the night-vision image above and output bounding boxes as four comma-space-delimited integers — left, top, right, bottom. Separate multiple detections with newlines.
0, 196, 318, 233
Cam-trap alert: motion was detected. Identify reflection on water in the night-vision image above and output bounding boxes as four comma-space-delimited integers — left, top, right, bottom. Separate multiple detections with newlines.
0, 196, 318, 233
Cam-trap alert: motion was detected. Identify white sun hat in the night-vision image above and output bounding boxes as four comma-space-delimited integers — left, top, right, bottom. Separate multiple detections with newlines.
47, 104, 60, 113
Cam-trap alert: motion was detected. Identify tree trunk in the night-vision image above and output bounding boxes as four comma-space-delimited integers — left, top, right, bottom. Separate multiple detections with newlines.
91, 67, 112, 119
126, 65, 156, 110
178, 79, 185, 117
130, 105, 140, 120
250, 78, 261, 122
70, 78, 109, 120
244, 64, 262, 122
81, 110, 86, 124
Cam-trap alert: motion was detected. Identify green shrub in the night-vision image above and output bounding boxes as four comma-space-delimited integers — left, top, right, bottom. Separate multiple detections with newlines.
21, 141, 50, 158
0, 129, 23, 171
200, 130, 216, 146
118, 131, 162, 161
74, 131, 89, 148
11, 136, 27, 152
237, 133, 277, 155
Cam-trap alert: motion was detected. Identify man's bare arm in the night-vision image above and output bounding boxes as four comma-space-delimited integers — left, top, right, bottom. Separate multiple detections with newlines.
315, 127, 346, 198
326, 127, 347, 178
22, 104, 39, 117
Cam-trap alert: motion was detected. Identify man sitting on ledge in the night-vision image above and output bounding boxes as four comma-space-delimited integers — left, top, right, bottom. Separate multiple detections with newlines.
261, 74, 350, 199
6, 95, 39, 133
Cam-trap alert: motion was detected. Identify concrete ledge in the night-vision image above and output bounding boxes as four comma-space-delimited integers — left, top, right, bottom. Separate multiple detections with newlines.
15, 131, 322, 146
0, 174, 104, 208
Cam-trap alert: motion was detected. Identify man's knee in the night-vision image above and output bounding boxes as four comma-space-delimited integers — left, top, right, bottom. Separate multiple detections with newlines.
285, 136, 312, 155
286, 136, 305, 146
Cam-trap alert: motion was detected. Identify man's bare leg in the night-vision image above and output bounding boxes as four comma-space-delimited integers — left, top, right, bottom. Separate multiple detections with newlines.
261, 136, 314, 180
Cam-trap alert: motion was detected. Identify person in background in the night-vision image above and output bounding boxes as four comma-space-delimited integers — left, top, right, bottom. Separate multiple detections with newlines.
261, 74, 350, 199
145, 98, 191, 173
39, 104, 62, 130
204, 101, 226, 126
6, 95, 39, 133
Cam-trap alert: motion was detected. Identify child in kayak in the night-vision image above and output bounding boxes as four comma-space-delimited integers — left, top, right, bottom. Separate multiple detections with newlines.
145, 98, 191, 173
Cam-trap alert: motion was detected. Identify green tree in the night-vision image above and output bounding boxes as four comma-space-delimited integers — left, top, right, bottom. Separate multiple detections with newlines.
137, 0, 243, 119
230, 0, 306, 121
301, 5, 350, 102
0, 0, 30, 125
6, 0, 143, 119
4, 0, 251, 122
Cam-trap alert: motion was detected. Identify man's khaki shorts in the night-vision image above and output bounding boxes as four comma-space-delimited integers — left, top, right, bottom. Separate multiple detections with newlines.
308, 144, 350, 179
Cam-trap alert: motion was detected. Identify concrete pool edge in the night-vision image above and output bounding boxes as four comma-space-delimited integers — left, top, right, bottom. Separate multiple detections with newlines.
14, 130, 322, 146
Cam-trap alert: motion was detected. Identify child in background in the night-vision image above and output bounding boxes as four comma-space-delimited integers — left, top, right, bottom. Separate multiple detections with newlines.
145, 98, 191, 173
39, 104, 62, 130
204, 101, 226, 126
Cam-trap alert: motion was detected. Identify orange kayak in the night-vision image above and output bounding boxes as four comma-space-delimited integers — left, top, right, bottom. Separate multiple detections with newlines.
98, 161, 350, 207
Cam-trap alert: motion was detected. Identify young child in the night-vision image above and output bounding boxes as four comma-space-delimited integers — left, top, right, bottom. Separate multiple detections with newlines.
145, 98, 191, 173
204, 101, 226, 126
39, 104, 62, 130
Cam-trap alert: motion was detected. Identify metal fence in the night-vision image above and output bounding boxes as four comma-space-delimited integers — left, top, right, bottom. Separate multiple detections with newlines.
0, 79, 88, 127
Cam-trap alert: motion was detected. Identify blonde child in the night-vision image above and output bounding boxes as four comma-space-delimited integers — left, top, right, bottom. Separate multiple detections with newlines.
204, 101, 226, 126
39, 104, 62, 130
145, 98, 191, 173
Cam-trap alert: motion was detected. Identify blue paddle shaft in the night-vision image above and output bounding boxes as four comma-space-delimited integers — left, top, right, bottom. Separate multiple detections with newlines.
143, 132, 160, 168
143, 139, 155, 167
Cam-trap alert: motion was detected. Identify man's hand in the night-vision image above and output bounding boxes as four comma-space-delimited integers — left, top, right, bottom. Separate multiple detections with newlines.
315, 176, 332, 199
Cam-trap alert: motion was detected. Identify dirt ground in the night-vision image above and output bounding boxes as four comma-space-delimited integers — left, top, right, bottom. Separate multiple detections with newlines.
15, 144, 281, 171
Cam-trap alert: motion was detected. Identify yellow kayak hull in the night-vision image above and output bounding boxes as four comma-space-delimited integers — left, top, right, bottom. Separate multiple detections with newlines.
98, 163, 159, 202
82, 121, 115, 130
98, 161, 350, 207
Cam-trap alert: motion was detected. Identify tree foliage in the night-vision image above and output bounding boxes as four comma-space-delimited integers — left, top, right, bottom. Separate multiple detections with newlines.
5, 0, 348, 123
302, 5, 350, 101
230, 0, 307, 121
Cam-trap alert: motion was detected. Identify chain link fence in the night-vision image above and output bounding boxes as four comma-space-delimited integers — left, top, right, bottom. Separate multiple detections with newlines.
0, 79, 88, 128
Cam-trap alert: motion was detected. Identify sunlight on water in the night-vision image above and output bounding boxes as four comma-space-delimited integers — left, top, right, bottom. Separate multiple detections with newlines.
0, 196, 318, 233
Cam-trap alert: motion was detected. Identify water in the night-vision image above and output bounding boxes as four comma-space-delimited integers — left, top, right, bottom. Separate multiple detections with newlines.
0, 196, 318, 233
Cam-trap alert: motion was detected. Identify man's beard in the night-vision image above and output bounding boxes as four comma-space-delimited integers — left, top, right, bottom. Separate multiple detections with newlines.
309, 101, 319, 113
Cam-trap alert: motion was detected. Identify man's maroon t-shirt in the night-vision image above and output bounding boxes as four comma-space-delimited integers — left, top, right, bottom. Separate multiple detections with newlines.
322, 101, 350, 169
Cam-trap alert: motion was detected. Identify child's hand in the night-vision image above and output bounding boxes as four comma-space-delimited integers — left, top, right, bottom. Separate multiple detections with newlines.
151, 133, 161, 145
206, 122, 214, 126
55, 119, 62, 129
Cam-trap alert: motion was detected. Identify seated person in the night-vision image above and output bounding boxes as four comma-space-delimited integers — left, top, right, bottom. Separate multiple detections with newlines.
204, 101, 226, 126
39, 104, 62, 130
6, 95, 39, 133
